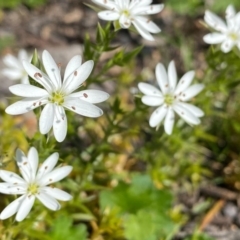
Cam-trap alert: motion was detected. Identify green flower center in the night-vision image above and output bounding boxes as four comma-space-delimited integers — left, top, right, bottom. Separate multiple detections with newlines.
27, 183, 39, 195
50, 92, 65, 105
164, 94, 174, 106
229, 32, 238, 41
121, 9, 130, 17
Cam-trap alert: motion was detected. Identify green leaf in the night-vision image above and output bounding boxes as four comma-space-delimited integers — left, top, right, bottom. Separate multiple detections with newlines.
50, 216, 87, 240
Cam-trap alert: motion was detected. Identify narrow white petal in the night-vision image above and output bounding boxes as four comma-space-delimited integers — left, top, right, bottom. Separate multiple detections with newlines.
119, 14, 131, 28
180, 84, 204, 101
149, 105, 168, 127
37, 152, 59, 179
0, 195, 26, 220
2, 69, 23, 80
53, 106, 67, 142
138, 82, 162, 96
18, 49, 29, 61
68, 90, 109, 104
42, 187, 72, 201
38, 166, 72, 186
132, 19, 155, 41
98, 10, 120, 21
173, 103, 200, 125
63, 60, 94, 94
164, 108, 175, 135
133, 17, 161, 33
0, 183, 26, 194
27, 147, 39, 178
37, 192, 61, 210
203, 33, 226, 44
221, 39, 235, 53
39, 103, 54, 134
63, 55, 82, 82
22, 76, 30, 84
226, 5, 236, 19
16, 195, 35, 222
5, 97, 46, 115
155, 63, 169, 94
177, 102, 204, 117
64, 98, 103, 117
168, 60, 177, 90
132, 4, 164, 15
22, 61, 53, 92
174, 71, 195, 95
3, 54, 22, 69
9, 84, 48, 97
0, 170, 25, 184
42, 50, 61, 90
204, 10, 227, 32
142, 96, 164, 106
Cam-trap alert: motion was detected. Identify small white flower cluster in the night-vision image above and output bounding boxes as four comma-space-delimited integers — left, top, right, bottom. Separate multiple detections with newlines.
203, 5, 240, 53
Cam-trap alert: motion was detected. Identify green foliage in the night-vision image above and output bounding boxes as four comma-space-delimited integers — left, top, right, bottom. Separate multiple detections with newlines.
49, 216, 87, 240
0, 0, 46, 9
100, 174, 179, 240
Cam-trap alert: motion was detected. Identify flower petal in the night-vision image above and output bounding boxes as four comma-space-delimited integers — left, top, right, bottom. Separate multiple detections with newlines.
5, 97, 46, 115
36, 192, 61, 211
39, 103, 54, 134
164, 107, 175, 135
3, 54, 22, 69
119, 14, 131, 28
221, 39, 235, 53
168, 60, 177, 90
38, 166, 72, 186
0, 183, 26, 195
22, 61, 53, 92
177, 102, 204, 117
9, 84, 48, 97
132, 19, 155, 41
63, 98, 103, 117
63, 55, 82, 82
203, 33, 226, 44
132, 4, 164, 15
156, 63, 169, 94
42, 50, 61, 90
27, 147, 39, 178
0, 170, 25, 184
53, 106, 67, 142
37, 152, 59, 179
180, 84, 204, 101
42, 187, 72, 201
2, 69, 23, 80
226, 5, 236, 19
138, 82, 162, 96
68, 90, 109, 103
141, 96, 164, 106
173, 103, 200, 125
149, 105, 168, 127
63, 60, 94, 94
204, 10, 227, 32
174, 70, 195, 95
16, 195, 35, 222
133, 16, 161, 33
98, 10, 120, 21
0, 195, 26, 220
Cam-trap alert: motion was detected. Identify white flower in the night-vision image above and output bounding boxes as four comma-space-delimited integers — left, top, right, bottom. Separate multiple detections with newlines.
2, 49, 30, 84
5, 50, 109, 142
0, 147, 72, 222
138, 61, 204, 135
91, 0, 164, 41
203, 5, 240, 53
